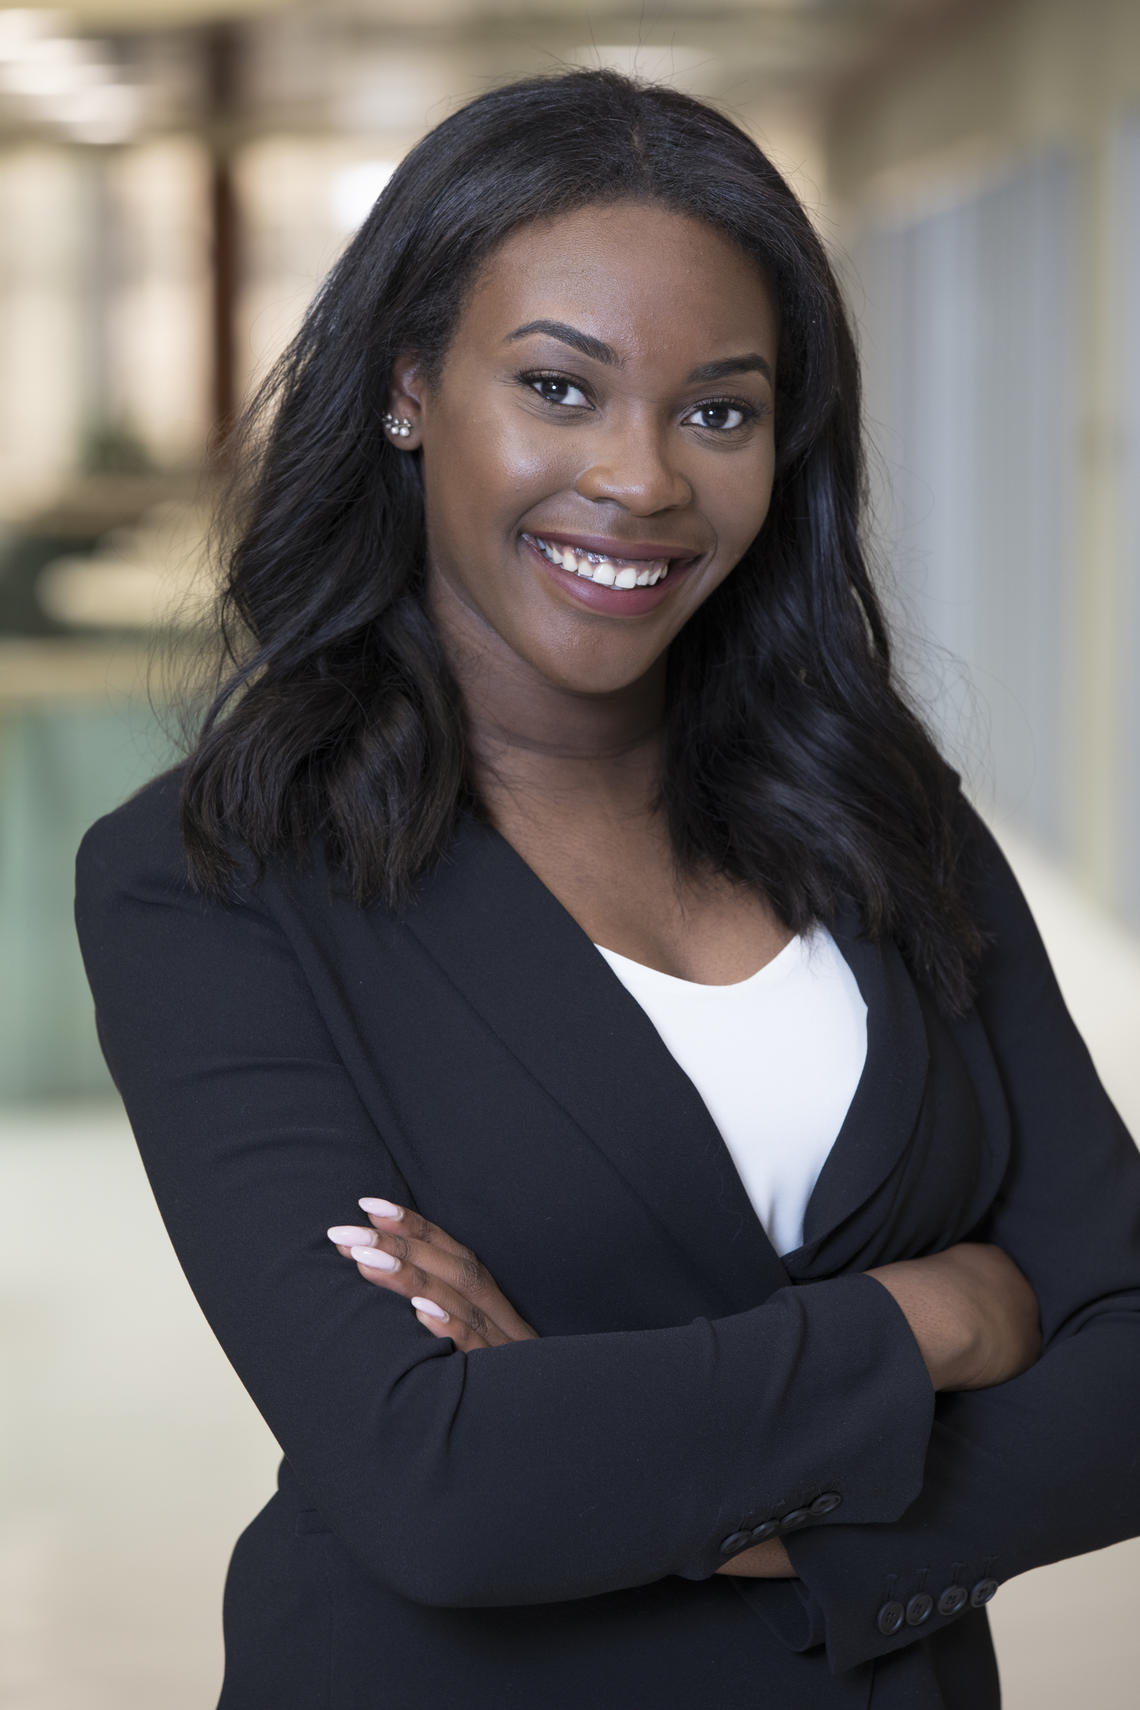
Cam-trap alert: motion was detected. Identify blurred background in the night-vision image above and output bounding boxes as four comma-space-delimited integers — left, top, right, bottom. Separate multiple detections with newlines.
1, 1, 1137, 1705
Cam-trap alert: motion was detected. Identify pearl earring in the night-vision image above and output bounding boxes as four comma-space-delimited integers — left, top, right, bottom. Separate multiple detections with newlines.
382, 412, 413, 439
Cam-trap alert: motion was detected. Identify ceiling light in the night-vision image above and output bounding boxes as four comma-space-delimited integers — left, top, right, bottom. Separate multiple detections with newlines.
62, 81, 142, 145
1, 37, 107, 100
0, 9, 63, 63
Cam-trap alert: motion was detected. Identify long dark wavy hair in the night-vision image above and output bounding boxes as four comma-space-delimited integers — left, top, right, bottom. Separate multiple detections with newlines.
178, 67, 982, 1014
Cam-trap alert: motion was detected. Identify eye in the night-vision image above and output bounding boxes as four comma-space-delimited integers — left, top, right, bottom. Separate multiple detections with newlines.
683, 398, 761, 433
518, 370, 591, 409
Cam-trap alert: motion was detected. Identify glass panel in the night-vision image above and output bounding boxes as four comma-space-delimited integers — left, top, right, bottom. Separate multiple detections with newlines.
0, 694, 180, 1101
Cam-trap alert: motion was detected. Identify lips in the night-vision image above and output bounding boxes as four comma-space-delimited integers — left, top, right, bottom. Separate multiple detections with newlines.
521, 531, 701, 590
520, 531, 701, 617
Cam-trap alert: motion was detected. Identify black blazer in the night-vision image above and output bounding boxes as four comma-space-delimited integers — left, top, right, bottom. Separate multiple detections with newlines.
74, 767, 1140, 1710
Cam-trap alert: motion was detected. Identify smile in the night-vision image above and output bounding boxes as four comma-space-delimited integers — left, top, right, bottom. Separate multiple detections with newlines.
524, 534, 672, 588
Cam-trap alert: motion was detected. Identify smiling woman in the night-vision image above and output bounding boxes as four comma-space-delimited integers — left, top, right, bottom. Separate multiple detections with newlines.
73, 68, 1140, 1710
393, 204, 776, 670
382, 198, 792, 976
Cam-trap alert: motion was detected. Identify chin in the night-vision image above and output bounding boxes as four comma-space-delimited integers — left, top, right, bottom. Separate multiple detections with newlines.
543, 657, 664, 698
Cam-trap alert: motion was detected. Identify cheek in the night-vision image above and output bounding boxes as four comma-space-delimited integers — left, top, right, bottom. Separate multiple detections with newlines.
487, 416, 572, 502
439, 404, 564, 521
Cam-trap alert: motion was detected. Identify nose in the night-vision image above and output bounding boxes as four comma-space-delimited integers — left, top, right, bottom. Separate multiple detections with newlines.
574, 413, 692, 514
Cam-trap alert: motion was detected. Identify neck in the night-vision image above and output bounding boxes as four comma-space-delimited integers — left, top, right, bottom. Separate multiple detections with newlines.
430, 581, 666, 818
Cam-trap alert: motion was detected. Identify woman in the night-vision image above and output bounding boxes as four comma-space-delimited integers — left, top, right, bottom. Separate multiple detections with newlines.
75, 69, 1140, 1709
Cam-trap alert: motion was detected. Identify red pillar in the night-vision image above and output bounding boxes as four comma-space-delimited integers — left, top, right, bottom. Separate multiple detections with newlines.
204, 23, 241, 452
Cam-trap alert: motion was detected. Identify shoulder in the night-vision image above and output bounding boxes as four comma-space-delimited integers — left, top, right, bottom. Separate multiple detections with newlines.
73, 761, 314, 1023
949, 786, 1032, 938
75, 761, 200, 931
73, 759, 376, 957
944, 784, 1063, 1019
74, 760, 261, 933
76, 762, 189, 897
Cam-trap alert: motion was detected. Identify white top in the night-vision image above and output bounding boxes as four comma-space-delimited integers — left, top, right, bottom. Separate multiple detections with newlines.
593, 926, 868, 1257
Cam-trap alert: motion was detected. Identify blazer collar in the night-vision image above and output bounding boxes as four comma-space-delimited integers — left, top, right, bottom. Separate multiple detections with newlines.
399, 816, 928, 1307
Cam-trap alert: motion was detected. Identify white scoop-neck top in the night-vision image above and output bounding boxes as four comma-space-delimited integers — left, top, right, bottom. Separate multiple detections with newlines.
593, 925, 867, 1257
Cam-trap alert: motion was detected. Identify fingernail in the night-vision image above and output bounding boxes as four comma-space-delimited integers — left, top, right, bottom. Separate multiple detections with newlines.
359, 1197, 404, 1220
351, 1245, 400, 1271
411, 1296, 449, 1321
327, 1226, 375, 1245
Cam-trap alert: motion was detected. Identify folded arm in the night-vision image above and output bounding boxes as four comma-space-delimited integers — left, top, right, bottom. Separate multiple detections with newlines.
74, 782, 936, 1609
778, 802, 1140, 1672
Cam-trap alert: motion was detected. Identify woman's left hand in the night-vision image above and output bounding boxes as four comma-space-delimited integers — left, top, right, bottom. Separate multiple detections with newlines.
327, 1197, 539, 1351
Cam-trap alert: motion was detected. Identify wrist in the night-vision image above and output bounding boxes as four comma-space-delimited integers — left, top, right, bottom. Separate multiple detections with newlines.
865, 1263, 974, 1393
714, 1537, 797, 1578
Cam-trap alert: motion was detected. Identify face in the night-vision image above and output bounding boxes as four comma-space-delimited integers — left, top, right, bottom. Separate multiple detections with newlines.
389, 201, 779, 700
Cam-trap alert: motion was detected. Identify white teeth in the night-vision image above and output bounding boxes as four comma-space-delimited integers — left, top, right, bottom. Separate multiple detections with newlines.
530, 535, 671, 589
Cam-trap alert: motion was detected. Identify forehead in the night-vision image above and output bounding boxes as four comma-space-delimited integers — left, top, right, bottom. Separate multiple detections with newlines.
457, 201, 778, 362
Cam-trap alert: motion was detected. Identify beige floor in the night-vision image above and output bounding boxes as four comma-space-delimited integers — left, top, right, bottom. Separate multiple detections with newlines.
2, 823, 1139, 1709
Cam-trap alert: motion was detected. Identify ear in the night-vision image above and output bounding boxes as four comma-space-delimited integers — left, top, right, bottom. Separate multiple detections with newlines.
384, 351, 426, 449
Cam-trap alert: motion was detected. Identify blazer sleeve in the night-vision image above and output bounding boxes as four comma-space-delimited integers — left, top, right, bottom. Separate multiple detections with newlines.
781, 796, 1140, 1674
73, 778, 935, 1610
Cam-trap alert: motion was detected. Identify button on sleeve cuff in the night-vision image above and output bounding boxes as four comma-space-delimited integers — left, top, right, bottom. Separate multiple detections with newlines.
783, 1518, 1004, 1676
674, 1272, 934, 1585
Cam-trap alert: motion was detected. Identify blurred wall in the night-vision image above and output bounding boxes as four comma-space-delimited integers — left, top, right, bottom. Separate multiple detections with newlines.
826, 0, 1140, 918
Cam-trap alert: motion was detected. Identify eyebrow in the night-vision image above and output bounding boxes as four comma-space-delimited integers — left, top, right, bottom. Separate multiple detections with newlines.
688, 354, 773, 385
503, 319, 773, 386
505, 319, 616, 367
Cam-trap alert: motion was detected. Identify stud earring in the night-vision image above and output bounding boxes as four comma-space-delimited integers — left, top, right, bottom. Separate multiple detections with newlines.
382, 412, 414, 439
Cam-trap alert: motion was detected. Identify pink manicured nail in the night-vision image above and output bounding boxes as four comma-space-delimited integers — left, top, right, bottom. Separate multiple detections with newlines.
411, 1296, 449, 1321
359, 1197, 404, 1220
351, 1245, 400, 1271
327, 1226, 375, 1245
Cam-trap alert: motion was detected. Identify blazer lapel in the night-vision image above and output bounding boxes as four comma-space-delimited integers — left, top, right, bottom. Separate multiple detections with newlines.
402, 816, 789, 1310
401, 818, 931, 1303
784, 900, 931, 1276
